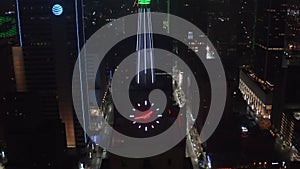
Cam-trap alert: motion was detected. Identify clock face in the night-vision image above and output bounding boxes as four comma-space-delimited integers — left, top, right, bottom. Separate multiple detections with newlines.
113, 73, 180, 138
129, 100, 163, 132
113, 96, 180, 138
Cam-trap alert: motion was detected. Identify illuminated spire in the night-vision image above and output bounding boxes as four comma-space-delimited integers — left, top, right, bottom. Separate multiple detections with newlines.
138, 0, 151, 5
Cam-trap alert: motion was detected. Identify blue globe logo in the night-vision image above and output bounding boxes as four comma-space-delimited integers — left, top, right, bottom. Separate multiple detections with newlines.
52, 4, 63, 16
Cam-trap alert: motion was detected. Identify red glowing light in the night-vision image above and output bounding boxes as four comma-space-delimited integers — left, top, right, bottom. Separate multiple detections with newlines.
134, 110, 153, 120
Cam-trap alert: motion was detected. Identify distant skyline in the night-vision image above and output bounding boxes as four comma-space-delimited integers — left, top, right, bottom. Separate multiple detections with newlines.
0, 0, 300, 168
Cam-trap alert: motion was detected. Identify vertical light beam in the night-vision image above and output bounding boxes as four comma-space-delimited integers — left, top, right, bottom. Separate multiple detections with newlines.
143, 8, 147, 74
15, 0, 23, 46
147, 8, 154, 83
75, 0, 87, 144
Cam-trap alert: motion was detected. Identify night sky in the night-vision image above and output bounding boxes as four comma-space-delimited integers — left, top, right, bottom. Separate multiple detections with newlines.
0, 1, 14, 13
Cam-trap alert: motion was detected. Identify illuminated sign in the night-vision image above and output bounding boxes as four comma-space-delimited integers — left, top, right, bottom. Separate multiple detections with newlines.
0, 16, 17, 38
52, 4, 63, 16
138, 0, 151, 5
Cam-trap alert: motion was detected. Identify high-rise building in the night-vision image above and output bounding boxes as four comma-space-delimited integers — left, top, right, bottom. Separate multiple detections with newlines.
84, 0, 134, 39
0, 2, 21, 96
240, 0, 286, 127
17, 0, 86, 148
283, 0, 300, 66
205, 0, 251, 84
0, 91, 68, 168
241, 0, 300, 161
0, 42, 68, 169
254, 0, 286, 83
238, 0, 256, 64
270, 0, 300, 132
0, 2, 71, 168
174, 0, 207, 34
280, 111, 300, 161
0, 39, 16, 96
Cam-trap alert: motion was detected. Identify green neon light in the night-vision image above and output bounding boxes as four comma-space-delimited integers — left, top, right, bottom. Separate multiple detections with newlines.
138, 0, 151, 5
0, 16, 17, 38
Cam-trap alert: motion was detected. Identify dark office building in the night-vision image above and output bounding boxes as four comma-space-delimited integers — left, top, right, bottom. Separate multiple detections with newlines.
247, 0, 300, 160
0, 40, 15, 97
0, 92, 68, 169
249, 0, 286, 129
17, 0, 86, 148
173, 0, 207, 34
254, 0, 286, 83
205, 0, 248, 82
109, 146, 186, 169
272, 66, 300, 131
0, 30, 68, 169
280, 110, 300, 153
283, 0, 300, 65
0, 2, 22, 96
237, 0, 256, 64
270, 0, 300, 132
84, 0, 135, 39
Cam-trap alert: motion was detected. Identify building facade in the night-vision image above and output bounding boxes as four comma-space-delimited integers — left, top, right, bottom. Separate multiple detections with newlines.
17, 0, 86, 148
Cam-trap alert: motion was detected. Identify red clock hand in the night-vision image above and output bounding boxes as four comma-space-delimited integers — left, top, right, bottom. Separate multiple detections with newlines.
134, 110, 153, 120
